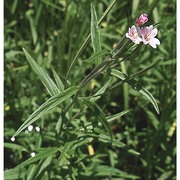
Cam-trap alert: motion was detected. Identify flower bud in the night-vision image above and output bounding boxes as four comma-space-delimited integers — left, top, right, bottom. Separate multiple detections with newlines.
136, 13, 148, 26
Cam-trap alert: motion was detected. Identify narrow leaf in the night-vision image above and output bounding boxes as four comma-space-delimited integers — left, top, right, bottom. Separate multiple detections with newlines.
91, 2, 101, 64
12, 86, 78, 137
106, 110, 130, 122
82, 99, 113, 142
111, 69, 159, 114
34, 156, 53, 179
99, 134, 140, 155
139, 88, 159, 114
18, 148, 58, 168
4, 168, 26, 179
84, 110, 130, 129
4, 143, 27, 152
58, 136, 78, 166
41, 0, 63, 11
4, 148, 58, 179
90, 78, 111, 102
52, 69, 64, 92
95, 165, 140, 179
23, 48, 60, 96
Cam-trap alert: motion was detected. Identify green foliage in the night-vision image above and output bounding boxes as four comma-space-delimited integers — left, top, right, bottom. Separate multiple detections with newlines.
91, 2, 102, 65
4, 0, 176, 179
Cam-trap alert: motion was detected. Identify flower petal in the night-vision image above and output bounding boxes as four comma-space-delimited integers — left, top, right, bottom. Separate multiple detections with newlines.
149, 41, 157, 49
150, 28, 158, 38
149, 38, 160, 48
153, 38, 160, 45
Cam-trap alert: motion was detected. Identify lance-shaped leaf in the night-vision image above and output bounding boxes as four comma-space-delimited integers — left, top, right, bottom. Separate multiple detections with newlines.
4, 143, 27, 152
99, 134, 140, 155
82, 99, 113, 142
52, 69, 64, 92
23, 48, 60, 96
106, 110, 131, 122
95, 165, 140, 178
90, 78, 111, 102
91, 2, 101, 65
18, 148, 58, 168
111, 69, 159, 114
83, 110, 130, 130
12, 86, 78, 138
34, 156, 53, 179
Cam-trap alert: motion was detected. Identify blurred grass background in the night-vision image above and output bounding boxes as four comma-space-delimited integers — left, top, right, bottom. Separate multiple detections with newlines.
4, 0, 176, 179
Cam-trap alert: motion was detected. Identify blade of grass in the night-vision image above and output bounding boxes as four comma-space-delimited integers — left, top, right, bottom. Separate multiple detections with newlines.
121, 61, 129, 110
41, 0, 64, 11
132, 0, 140, 18
26, 10, 37, 45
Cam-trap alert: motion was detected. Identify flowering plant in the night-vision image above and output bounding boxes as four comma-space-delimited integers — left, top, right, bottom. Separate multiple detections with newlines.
126, 13, 160, 49
6, 5, 164, 179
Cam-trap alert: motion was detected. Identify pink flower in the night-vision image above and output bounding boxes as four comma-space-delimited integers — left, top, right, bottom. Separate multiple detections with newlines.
140, 25, 160, 49
126, 25, 142, 44
136, 13, 148, 26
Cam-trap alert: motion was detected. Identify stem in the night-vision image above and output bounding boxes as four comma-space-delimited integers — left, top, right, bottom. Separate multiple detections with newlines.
112, 40, 131, 58
80, 59, 162, 99
64, 57, 112, 115
63, 40, 136, 116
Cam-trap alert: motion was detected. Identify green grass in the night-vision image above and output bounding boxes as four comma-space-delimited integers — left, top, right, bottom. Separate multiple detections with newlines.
4, 0, 176, 179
